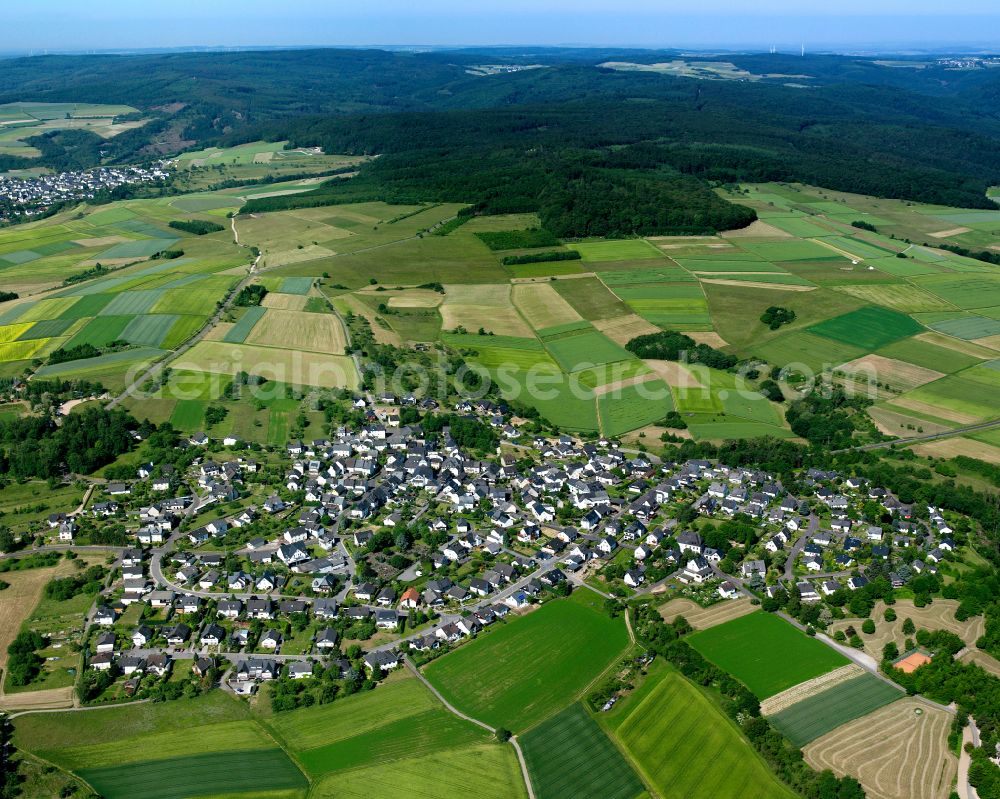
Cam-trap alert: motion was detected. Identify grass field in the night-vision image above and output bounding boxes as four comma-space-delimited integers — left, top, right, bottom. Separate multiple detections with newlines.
687, 612, 848, 699
78, 750, 306, 799
520, 704, 644, 799
310, 745, 526, 799
246, 308, 347, 354
544, 329, 634, 372
598, 379, 673, 436
551, 277, 631, 321
808, 306, 923, 350
615, 670, 797, 799
423, 591, 629, 732
769, 674, 903, 746
569, 239, 662, 262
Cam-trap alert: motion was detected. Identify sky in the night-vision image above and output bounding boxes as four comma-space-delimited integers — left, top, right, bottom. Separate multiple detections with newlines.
4, 1, 1000, 52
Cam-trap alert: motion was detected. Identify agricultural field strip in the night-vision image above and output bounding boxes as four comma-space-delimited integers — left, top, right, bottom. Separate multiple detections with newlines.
759, 663, 865, 716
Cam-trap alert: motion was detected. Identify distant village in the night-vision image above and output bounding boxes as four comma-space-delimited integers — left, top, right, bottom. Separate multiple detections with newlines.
0, 163, 170, 218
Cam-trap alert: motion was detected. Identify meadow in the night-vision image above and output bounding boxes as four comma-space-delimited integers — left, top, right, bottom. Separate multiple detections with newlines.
423, 591, 629, 732
613, 670, 798, 799
687, 612, 848, 699
520, 704, 644, 799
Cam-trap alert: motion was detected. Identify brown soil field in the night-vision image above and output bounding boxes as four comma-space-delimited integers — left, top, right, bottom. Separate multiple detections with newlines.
592, 372, 659, 397
511, 283, 582, 329
827, 599, 984, 662
261, 292, 309, 311
245, 308, 348, 354
659, 596, 756, 629
760, 664, 866, 716
837, 355, 945, 392
592, 314, 659, 345
804, 698, 956, 799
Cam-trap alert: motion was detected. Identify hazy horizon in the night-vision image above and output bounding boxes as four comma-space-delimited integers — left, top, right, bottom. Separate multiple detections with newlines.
4, 2, 1000, 53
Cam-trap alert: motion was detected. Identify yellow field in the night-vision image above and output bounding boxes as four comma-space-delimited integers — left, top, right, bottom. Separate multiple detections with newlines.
0, 323, 32, 344
646, 359, 706, 389
804, 699, 955, 799
868, 406, 952, 438
913, 438, 1000, 465
511, 283, 582, 328
0, 566, 59, 674
180, 340, 359, 389
245, 308, 348, 354
0, 338, 49, 362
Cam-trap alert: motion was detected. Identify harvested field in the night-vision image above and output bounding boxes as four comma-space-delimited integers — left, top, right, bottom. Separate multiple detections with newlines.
915, 331, 999, 359
591, 314, 659, 345
384, 290, 444, 309
440, 304, 534, 337
868, 406, 952, 438
836, 354, 944, 392
0, 564, 61, 674
719, 220, 792, 238
645, 359, 706, 389
929, 227, 972, 238
0, 686, 74, 710
827, 599, 984, 662
511, 283, 582, 329
912, 438, 1000, 464
958, 649, 1000, 677
658, 596, 756, 629
890, 396, 980, 425
180, 341, 358, 389
261, 292, 309, 311
245, 308, 348, 354
688, 331, 729, 348
760, 664, 865, 716
804, 698, 955, 799
701, 278, 814, 291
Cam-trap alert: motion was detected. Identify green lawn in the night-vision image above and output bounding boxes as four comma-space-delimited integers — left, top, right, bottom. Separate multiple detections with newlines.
615, 670, 798, 799
687, 612, 848, 699
520, 704, 644, 799
423, 591, 629, 732
769, 674, 903, 746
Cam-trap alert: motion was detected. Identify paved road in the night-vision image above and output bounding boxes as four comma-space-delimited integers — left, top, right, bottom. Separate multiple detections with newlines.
783, 515, 818, 582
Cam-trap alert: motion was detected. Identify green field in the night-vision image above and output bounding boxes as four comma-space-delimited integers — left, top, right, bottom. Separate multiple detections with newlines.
551, 277, 631, 320
79, 750, 306, 799
520, 704, 644, 799
569, 239, 662, 262
598, 380, 673, 436
769, 674, 903, 746
808, 306, 923, 350
311, 745, 527, 799
120, 314, 179, 347
64, 315, 132, 348
423, 591, 629, 732
615, 670, 797, 799
281, 276, 314, 294
544, 330, 634, 372
225, 306, 267, 343
928, 315, 1000, 340
687, 612, 848, 699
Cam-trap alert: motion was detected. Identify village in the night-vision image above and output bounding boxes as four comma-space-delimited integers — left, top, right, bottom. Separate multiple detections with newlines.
24, 392, 966, 704
0, 163, 169, 218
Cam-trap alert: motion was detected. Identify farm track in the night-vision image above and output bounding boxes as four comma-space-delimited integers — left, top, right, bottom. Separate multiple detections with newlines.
405, 657, 536, 799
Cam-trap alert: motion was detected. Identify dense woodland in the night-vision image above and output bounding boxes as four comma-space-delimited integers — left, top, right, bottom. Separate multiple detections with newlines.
3, 49, 1000, 230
